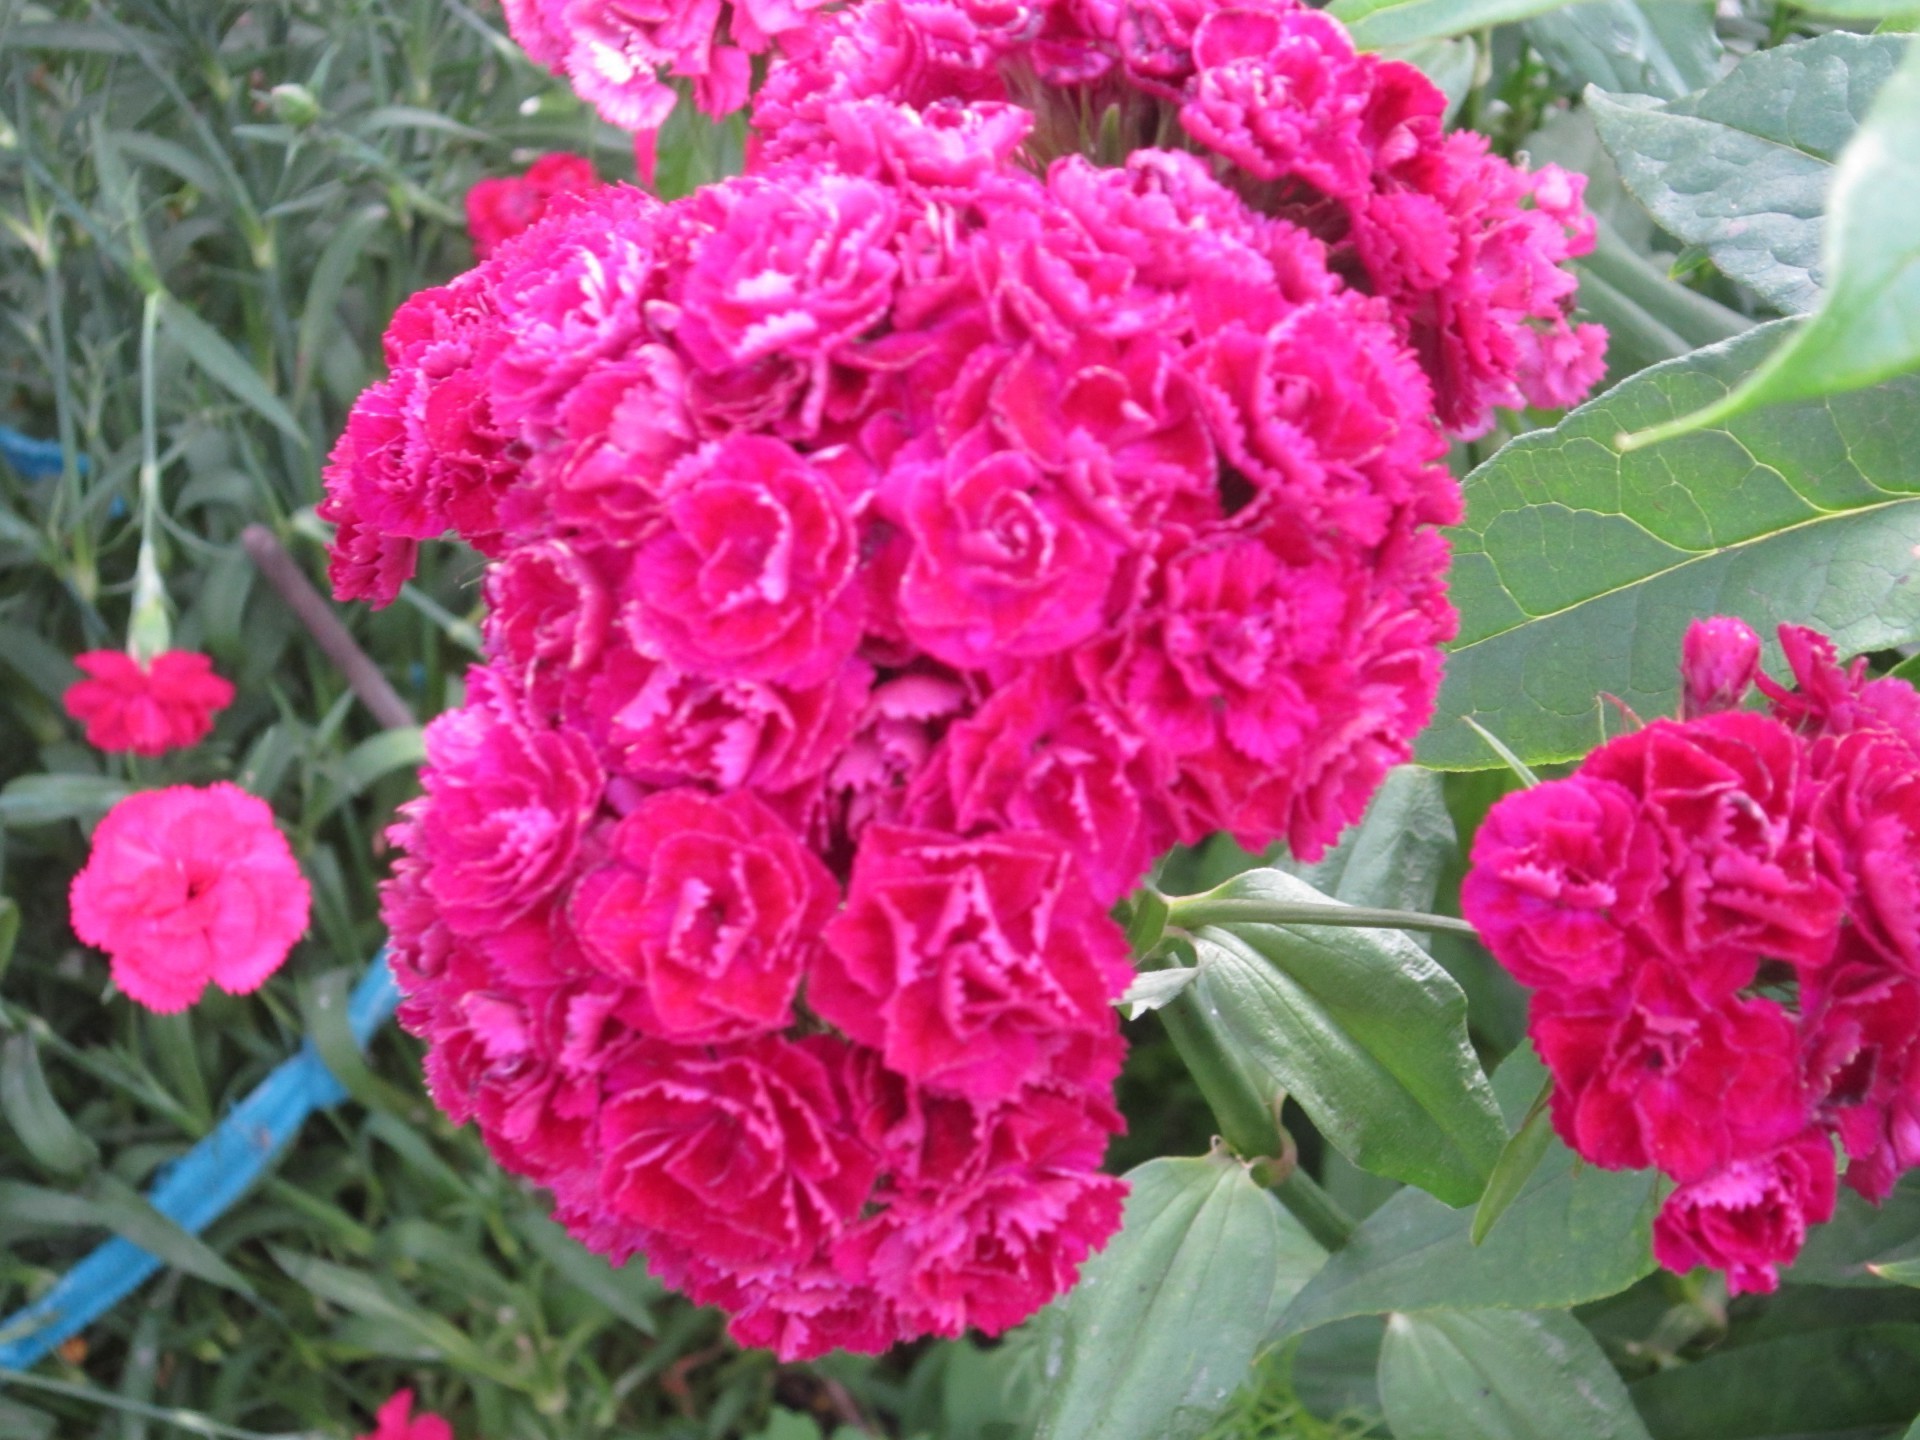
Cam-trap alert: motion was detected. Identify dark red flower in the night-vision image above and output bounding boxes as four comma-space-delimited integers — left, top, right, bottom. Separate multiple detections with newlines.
1652, 1128, 1837, 1296
466, 152, 600, 259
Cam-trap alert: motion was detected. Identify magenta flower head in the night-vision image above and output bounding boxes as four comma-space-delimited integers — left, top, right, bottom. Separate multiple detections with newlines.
69, 783, 310, 1014
63, 649, 234, 756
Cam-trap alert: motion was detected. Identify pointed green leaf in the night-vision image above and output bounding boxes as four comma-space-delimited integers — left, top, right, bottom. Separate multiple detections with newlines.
1291, 766, 1457, 919
1420, 320, 1920, 769
0, 1035, 97, 1177
0, 773, 131, 828
157, 292, 306, 445
1630, 1324, 1920, 1440
1788, 1177, 1920, 1287
1380, 1309, 1654, 1440
1272, 1049, 1660, 1340
1590, 33, 1907, 314
1470, 1077, 1554, 1246
1034, 1154, 1325, 1440
1180, 870, 1503, 1204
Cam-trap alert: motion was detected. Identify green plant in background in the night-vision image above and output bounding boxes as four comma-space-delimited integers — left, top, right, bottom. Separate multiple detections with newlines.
9, 1, 1920, 1439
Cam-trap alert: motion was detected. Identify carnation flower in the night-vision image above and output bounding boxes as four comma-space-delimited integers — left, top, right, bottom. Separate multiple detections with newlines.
69, 783, 310, 1014
814, 825, 1131, 1103
598, 1035, 878, 1267
467, 152, 600, 259
1652, 1129, 1837, 1296
1465, 618, 1920, 1292
571, 788, 837, 1041
63, 649, 234, 756
358, 1389, 455, 1440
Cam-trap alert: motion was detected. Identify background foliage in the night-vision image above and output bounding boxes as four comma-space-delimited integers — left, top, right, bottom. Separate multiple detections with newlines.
4, 1, 1920, 1437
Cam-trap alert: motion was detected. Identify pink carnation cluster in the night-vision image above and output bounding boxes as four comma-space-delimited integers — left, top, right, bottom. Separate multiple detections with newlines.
1464, 619, 1920, 1294
750, 0, 1606, 437
327, 0, 1603, 1356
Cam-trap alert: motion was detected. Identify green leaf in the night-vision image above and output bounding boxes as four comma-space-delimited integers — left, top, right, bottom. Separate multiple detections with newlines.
1419, 320, 1920, 770
1034, 1153, 1325, 1440
0, 773, 130, 828
1272, 1048, 1660, 1341
269, 1245, 493, 1372
1119, 966, 1198, 1019
157, 292, 306, 445
1872, 1257, 1920, 1287
1622, 39, 1920, 446
1788, 1178, 1920, 1287
1527, 1, 1720, 101
0, 1034, 98, 1177
1469, 1077, 1553, 1246
1629, 1324, 1920, 1440
1379, 1309, 1654, 1440
1590, 33, 1908, 315
1325, 0, 1575, 49
85, 1175, 256, 1299
1290, 766, 1457, 919
1181, 870, 1504, 1204
515, 1208, 661, 1336
0, 897, 19, 987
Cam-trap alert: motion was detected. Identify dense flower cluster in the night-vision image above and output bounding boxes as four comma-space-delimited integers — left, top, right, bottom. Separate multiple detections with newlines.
749, 0, 1605, 437
466, 153, 600, 258
1464, 619, 1920, 1293
328, 0, 1602, 1356
69, 783, 311, 1014
64, 649, 233, 756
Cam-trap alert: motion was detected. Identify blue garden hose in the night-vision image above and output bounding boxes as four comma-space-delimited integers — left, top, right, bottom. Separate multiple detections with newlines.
0, 953, 400, 1371
0, 425, 89, 480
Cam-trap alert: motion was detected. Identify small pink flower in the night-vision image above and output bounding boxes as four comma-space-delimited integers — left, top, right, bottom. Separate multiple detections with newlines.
359, 1389, 455, 1440
69, 783, 310, 1014
63, 650, 235, 757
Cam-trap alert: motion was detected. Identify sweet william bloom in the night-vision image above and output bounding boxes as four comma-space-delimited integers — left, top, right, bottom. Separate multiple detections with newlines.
69, 783, 310, 1014
64, 650, 234, 756
359, 1389, 454, 1440
1652, 1128, 1838, 1296
571, 787, 838, 1041
467, 152, 600, 259
814, 825, 1132, 1103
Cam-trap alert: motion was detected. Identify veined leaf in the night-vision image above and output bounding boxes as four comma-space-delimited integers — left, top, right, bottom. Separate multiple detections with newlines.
1420, 320, 1920, 770
1630, 1324, 1920, 1440
1380, 1309, 1654, 1440
1272, 1049, 1660, 1341
1179, 870, 1504, 1205
1621, 38, 1920, 445
1033, 1154, 1325, 1440
1591, 33, 1907, 314
1528, 1, 1720, 102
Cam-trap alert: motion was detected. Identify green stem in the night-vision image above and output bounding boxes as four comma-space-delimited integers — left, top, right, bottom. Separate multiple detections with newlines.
1165, 896, 1479, 939
1266, 1166, 1356, 1253
0, 1369, 320, 1440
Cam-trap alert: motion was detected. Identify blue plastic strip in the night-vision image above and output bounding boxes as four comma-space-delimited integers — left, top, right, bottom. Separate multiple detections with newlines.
0, 953, 400, 1370
0, 425, 89, 480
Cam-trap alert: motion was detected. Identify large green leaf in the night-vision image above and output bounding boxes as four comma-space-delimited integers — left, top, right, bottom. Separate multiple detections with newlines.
1591, 33, 1908, 315
1379, 1309, 1654, 1440
1419, 320, 1920, 770
1324, 0, 1574, 49
1177, 870, 1504, 1204
1272, 1049, 1660, 1340
1033, 1153, 1325, 1440
1624, 39, 1920, 445
1528, 1, 1720, 102
1630, 1324, 1920, 1440
1291, 766, 1457, 919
